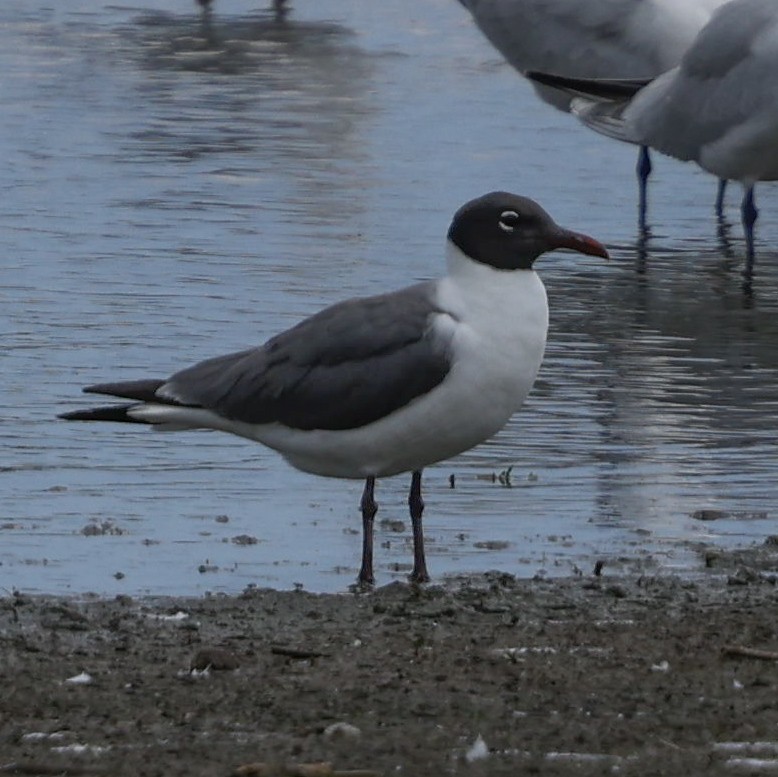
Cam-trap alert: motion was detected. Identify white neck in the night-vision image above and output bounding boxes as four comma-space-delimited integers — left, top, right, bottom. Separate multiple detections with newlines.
442, 241, 548, 321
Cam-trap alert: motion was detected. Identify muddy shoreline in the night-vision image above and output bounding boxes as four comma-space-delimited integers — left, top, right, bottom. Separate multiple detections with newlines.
1, 542, 777, 776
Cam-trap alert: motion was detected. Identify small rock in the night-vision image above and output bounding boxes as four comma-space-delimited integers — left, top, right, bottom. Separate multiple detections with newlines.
231, 534, 259, 546
692, 509, 768, 521
692, 509, 726, 521
728, 567, 760, 586
465, 734, 489, 762
64, 671, 94, 685
21, 732, 66, 742
322, 722, 362, 741
379, 519, 405, 533
81, 520, 124, 536
190, 647, 240, 671
704, 550, 720, 568
474, 540, 510, 551
146, 610, 189, 622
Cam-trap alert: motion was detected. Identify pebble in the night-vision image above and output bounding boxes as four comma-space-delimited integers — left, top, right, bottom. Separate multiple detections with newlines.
322, 722, 362, 741
191, 647, 241, 671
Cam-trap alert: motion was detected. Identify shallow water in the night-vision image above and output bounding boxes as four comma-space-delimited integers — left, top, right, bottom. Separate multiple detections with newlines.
2, 0, 777, 596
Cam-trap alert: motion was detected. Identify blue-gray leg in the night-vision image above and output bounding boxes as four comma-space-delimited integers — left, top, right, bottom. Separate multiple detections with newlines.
637, 146, 652, 231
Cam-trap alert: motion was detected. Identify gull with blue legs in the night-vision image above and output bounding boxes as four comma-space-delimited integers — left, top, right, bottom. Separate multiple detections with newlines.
456, 0, 730, 227
59, 192, 608, 586
527, 0, 778, 284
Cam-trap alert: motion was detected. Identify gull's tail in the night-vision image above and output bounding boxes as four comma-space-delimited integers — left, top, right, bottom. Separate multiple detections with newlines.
59, 379, 166, 424
525, 70, 653, 145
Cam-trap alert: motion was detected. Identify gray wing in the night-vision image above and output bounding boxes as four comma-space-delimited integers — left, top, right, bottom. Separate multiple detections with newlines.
460, 0, 704, 77
161, 282, 454, 431
626, 1, 778, 162
682, 1, 773, 80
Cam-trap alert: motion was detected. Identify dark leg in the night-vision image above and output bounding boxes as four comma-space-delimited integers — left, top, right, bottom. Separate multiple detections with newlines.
357, 476, 377, 586
741, 185, 758, 286
715, 179, 728, 218
272, 0, 289, 20
408, 470, 430, 583
637, 145, 652, 232
197, 0, 217, 45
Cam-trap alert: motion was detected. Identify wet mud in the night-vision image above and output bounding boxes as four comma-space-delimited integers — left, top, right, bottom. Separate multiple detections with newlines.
1, 542, 778, 776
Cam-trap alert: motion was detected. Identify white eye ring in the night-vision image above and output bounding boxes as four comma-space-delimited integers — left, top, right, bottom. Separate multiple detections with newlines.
498, 210, 519, 233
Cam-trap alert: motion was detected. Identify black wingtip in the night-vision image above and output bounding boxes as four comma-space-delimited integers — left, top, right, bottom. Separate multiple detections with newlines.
525, 70, 650, 100
58, 405, 150, 424
81, 379, 165, 402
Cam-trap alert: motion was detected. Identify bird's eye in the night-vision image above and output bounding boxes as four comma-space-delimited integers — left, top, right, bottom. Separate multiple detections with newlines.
498, 210, 520, 233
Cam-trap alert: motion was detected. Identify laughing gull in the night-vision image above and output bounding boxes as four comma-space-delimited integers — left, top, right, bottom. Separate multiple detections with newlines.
59, 192, 608, 586
526, 0, 778, 283
456, 0, 729, 226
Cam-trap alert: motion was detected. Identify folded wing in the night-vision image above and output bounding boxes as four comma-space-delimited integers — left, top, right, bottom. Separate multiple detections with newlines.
62, 283, 455, 433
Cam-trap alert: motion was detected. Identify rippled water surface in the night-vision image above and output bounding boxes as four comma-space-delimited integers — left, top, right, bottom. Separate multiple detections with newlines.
2, 0, 778, 595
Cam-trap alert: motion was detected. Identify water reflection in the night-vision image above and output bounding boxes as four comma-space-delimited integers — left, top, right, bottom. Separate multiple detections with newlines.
546, 246, 778, 528
118, 10, 376, 243
133, 10, 353, 73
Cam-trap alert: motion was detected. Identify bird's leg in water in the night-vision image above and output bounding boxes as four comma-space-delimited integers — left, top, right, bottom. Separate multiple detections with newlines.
742, 185, 758, 284
637, 145, 652, 232
715, 179, 728, 217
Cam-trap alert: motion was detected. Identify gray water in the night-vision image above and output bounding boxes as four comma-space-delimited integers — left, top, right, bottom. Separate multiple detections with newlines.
2, 0, 777, 596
